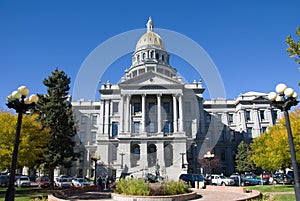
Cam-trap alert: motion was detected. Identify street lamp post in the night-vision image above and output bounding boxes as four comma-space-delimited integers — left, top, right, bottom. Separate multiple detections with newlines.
91, 155, 98, 186
268, 83, 300, 201
5, 86, 38, 201
119, 152, 125, 169
204, 151, 215, 176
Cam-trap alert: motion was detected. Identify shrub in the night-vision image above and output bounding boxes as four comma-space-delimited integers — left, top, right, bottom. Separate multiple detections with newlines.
115, 178, 150, 196
115, 178, 190, 196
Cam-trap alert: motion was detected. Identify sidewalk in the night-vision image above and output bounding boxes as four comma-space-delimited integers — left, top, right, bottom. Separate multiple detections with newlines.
57, 187, 260, 201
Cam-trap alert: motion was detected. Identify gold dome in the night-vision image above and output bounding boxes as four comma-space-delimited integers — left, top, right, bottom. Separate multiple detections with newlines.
135, 17, 166, 51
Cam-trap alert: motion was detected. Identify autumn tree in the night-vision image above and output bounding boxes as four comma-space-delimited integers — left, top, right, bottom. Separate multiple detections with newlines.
251, 108, 300, 172
235, 141, 256, 173
0, 112, 50, 171
36, 68, 78, 189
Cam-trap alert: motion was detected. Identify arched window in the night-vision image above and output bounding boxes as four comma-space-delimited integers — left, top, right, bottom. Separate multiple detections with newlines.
131, 144, 140, 167
148, 144, 157, 167
164, 143, 173, 167
137, 55, 140, 63
155, 53, 159, 60
150, 51, 153, 58
162, 55, 165, 62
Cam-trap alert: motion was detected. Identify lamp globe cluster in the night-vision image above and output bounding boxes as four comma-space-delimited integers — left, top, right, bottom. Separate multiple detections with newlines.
6, 86, 38, 104
268, 83, 298, 101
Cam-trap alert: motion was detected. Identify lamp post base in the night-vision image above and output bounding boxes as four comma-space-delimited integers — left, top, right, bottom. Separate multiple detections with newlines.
5, 185, 16, 201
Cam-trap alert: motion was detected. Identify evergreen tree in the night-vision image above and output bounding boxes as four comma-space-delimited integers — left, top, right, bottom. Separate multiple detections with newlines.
235, 141, 255, 173
36, 68, 78, 189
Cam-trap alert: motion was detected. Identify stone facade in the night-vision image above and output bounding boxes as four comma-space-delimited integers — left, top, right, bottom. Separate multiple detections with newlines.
69, 18, 279, 180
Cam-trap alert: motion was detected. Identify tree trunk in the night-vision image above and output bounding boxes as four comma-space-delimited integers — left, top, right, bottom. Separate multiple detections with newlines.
49, 168, 55, 190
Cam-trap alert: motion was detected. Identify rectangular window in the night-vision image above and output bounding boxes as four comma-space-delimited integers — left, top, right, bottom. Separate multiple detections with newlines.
164, 121, 170, 135
92, 115, 97, 125
81, 116, 87, 124
149, 122, 155, 133
112, 122, 118, 137
134, 103, 141, 113
134, 122, 140, 133
217, 113, 222, 120
247, 128, 252, 139
246, 111, 251, 121
185, 121, 192, 136
228, 114, 233, 123
163, 102, 170, 113
91, 132, 96, 143
221, 150, 226, 161
261, 127, 267, 133
230, 130, 235, 141
80, 132, 85, 143
148, 102, 155, 112
206, 114, 211, 124
113, 102, 119, 113
260, 110, 265, 120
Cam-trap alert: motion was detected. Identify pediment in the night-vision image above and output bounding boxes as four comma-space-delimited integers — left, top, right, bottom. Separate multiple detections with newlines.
119, 71, 182, 86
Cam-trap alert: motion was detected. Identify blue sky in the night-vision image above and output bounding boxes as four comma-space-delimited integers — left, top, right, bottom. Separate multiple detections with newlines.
1, 1, 299, 109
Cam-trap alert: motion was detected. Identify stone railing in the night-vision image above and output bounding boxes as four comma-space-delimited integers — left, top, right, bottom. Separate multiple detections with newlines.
111, 191, 197, 201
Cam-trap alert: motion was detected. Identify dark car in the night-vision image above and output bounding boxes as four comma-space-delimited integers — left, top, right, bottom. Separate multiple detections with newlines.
272, 173, 294, 185
230, 174, 245, 186
0, 175, 9, 187
179, 174, 204, 187
242, 173, 268, 186
36, 176, 50, 188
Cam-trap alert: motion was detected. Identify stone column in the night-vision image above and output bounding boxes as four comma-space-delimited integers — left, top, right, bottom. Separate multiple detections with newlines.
252, 108, 261, 138
140, 142, 148, 170
173, 95, 178, 133
157, 141, 165, 168
142, 94, 146, 132
104, 100, 110, 135
99, 100, 104, 134
178, 94, 183, 132
157, 94, 162, 133
120, 95, 124, 133
126, 95, 131, 133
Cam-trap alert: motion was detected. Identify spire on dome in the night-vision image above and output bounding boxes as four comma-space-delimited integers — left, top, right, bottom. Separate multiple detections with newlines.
146, 16, 154, 32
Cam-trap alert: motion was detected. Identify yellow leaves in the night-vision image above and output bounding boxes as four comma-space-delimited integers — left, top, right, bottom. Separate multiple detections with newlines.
0, 112, 50, 169
251, 107, 300, 172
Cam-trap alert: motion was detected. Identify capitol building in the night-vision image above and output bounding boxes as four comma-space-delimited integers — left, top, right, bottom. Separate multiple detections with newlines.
70, 18, 279, 180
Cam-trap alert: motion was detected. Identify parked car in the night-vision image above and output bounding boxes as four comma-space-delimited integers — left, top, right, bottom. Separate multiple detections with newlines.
0, 175, 9, 187
15, 176, 31, 187
229, 174, 245, 186
262, 171, 271, 182
210, 174, 235, 186
272, 173, 294, 185
242, 173, 268, 186
55, 177, 72, 188
179, 174, 204, 187
36, 176, 50, 188
72, 178, 91, 187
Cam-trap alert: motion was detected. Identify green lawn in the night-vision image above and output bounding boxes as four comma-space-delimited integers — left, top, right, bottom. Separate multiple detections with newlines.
0, 187, 54, 201
0, 196, 35, 201
246, 185, 295, 201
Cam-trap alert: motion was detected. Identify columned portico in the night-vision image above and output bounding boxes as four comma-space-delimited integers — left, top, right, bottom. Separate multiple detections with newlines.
178, 94, 184, 132
120, 95, 124, 133
142, 94, 146, 132
173, 95, 178, 132
157, 94, 162, 133
126, 95, 131, 133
